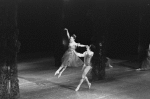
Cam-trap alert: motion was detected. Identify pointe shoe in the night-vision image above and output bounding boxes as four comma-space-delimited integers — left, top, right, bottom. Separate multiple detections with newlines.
75, 87, 79, 91
54, 71, 59, 76
88, 83, 91, 89
58, 73, 62, 78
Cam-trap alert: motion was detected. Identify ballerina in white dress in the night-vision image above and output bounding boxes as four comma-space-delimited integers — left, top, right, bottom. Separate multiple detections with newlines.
54, 28, 86, 78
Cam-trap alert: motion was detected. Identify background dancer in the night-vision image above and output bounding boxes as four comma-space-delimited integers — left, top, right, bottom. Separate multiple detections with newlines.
54, 28, 87, 78
137, 44, 150, 71
75, 45, 94, 91
106, 57, 113, 68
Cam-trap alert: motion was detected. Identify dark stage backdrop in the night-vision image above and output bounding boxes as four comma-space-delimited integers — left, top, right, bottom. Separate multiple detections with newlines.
106, 0, 140, 58
18, 0, 63, 56
17, 0, 150, 59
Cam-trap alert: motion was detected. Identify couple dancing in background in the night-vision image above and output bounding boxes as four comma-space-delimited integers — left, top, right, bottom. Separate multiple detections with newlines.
54, 28, 94, 91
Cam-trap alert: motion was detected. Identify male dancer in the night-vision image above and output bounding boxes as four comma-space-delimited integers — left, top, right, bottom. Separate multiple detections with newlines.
75, 45, 94, 91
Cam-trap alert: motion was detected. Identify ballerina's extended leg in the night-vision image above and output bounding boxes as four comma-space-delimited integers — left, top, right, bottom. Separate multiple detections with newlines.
58, 66, 67, 78
54, 65, 64, 76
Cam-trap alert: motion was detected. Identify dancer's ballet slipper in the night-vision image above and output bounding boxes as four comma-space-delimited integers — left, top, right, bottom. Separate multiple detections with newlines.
75, 86, 80, 91
58, 73, 62, 78
54, 71, 59, 76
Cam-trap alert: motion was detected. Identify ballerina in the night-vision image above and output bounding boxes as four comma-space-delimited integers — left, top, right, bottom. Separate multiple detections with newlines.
75, 45, 94, 91
54, 28, 86, 78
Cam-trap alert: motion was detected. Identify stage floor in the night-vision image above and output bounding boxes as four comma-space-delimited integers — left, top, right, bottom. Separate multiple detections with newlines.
18, 57, 150, 99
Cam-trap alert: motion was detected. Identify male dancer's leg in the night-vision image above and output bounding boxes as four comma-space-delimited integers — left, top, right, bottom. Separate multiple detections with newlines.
84, 66, 92, 88
75, 66, 91, 91
75, 76, 85, 91
85, 76, 91, 89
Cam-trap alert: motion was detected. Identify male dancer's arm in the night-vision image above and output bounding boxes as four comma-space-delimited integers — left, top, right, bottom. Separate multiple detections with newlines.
75, 52, 85, 57
77, 43, 87, 47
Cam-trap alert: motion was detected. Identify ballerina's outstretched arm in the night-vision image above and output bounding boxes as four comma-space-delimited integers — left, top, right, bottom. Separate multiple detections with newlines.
64, 28, 70, 39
